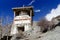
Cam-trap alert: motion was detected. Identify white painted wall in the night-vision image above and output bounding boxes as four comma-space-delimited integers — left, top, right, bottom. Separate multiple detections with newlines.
11, 15, 31, 35
10, 25, 18, 35
25, 24, 32, 31
14, 15, 31, 24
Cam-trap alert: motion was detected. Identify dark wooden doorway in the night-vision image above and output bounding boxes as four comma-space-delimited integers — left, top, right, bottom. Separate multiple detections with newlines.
17, 26, 24, 32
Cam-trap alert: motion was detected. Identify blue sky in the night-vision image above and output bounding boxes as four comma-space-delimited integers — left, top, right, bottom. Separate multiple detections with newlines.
0, 0, 60, 22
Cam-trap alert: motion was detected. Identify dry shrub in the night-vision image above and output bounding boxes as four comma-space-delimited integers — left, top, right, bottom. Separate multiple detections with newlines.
38, 18, 55, 33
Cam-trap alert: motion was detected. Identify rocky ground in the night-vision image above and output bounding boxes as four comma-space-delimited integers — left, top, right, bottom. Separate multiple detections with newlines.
40, 26, 60, 40
11, 26, 60, 40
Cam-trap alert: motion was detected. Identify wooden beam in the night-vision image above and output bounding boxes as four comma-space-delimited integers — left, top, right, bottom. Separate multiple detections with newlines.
30, 10, 33, 26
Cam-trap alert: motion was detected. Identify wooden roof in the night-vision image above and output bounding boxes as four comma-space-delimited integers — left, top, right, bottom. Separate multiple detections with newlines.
12, 6, 33, 11
12, 6, 34, 16
12, 6, 33, 9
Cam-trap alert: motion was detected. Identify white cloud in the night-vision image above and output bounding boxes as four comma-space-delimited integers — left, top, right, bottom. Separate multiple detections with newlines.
28, 0, 35, 5
34, 9, 40, 12
45, 4, 60, 21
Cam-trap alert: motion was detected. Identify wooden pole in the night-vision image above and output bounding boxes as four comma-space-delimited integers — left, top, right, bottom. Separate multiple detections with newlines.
14, 11, 15, 17
30, 10, 32, 26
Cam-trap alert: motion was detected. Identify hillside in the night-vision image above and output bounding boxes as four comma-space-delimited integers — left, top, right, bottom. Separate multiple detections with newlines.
10, 16, 60, 40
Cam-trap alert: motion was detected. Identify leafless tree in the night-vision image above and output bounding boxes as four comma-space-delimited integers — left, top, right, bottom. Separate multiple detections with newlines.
0, 17, 3, 39
38, 18, 55, 33
5, 16, 13, 40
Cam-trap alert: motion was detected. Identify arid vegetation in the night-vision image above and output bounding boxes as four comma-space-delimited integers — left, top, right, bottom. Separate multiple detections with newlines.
0, 16, 13, 39
38, 18, 56, 33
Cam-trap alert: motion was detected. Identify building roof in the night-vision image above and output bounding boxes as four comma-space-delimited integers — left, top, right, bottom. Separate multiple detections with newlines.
12, 6, 33, 10
12, 6, 34, 16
